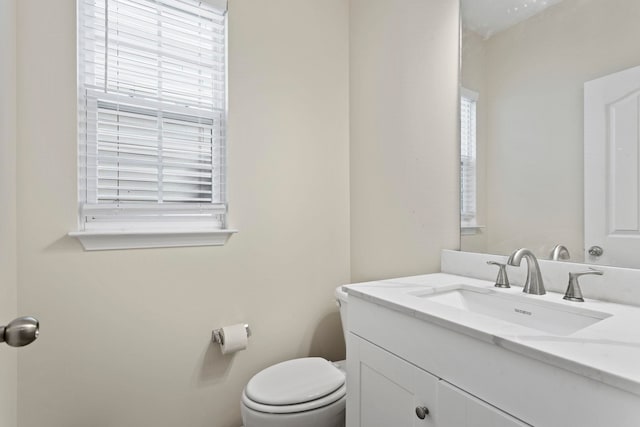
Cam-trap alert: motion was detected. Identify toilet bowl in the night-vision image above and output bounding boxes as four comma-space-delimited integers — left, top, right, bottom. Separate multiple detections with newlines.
240, 286, 349, 427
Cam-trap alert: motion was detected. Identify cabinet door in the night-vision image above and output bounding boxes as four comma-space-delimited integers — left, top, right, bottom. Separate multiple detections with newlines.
438, 381, 531, 427
346, 335, 438, 427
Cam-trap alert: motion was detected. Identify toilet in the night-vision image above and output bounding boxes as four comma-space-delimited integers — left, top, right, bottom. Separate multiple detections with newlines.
240, 286, 349, 427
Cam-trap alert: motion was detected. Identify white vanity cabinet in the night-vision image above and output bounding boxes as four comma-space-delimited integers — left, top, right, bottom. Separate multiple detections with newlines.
346, 293, 640, 427
347, 334, 528, 427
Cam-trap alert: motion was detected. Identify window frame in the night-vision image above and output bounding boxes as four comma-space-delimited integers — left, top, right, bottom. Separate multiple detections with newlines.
70, 0, 236, 250
460, 87, 480, 233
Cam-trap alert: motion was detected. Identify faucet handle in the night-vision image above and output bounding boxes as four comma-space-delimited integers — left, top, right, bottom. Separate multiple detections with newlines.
487, 261, 510, 288
564, 269, 604, 302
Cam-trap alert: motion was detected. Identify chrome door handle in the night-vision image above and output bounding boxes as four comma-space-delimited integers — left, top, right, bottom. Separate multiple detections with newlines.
588, 246, 604, 257
0, 316, 39, 347
415, 406, 429, 420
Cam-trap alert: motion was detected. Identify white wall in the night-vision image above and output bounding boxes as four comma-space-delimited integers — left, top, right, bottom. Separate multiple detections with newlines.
463, 0, 640, 260
0, 1, 18, 426
349, 0, 461, 282
16, 1, 350, 426
12, 0, 461, 425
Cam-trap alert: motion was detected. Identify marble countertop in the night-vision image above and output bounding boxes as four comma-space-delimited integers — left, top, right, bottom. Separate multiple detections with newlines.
344, 273, 640, 397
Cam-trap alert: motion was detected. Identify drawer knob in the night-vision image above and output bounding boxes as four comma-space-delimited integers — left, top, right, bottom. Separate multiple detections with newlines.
415, 406, 429, 420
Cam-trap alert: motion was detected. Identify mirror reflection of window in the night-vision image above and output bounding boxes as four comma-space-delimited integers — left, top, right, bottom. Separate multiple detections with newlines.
460, 88, 478, 229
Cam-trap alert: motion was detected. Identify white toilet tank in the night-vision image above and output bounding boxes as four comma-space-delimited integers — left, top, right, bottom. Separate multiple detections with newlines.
334, 286, 348, 341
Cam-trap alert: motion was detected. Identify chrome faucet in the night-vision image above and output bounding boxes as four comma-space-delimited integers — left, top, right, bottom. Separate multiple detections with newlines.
507, 248, 545, 295
550, 244, 570, 261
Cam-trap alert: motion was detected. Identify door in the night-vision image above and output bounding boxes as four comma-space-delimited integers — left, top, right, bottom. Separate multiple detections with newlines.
585, 64, 640, 267
346, 335, 438, 427
438, 381, 531, 427
1, 0, 18, 424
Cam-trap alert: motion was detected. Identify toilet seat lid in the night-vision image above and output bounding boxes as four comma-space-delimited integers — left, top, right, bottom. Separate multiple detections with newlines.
245, 357, 345, 406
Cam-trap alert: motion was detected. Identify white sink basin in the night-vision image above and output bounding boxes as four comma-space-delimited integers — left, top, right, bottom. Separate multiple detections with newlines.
412, 285, 612, 335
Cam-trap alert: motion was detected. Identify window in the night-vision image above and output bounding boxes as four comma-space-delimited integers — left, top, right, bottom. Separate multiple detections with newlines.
460, 88, 478, 228
73, 0, 235, 250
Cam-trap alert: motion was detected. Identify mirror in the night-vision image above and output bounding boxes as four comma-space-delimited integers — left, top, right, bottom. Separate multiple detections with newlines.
459, 0, 640, 268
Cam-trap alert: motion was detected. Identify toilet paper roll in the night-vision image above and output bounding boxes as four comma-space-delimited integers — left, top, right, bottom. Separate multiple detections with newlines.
220, 323, 248, 355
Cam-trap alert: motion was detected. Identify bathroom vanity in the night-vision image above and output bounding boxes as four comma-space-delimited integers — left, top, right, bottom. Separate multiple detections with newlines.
344, 271, 640, 427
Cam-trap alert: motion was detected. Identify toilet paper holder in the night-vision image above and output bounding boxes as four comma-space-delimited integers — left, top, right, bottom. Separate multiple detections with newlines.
212, 324, 251, 345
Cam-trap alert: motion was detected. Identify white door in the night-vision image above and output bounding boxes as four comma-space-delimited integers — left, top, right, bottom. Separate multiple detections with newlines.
585, 64, 640, 267
0, 0, 18, 424
346, 335, 438, 427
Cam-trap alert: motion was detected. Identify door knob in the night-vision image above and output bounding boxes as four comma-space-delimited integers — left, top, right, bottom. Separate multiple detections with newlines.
415, 406, 429, 420
0, 316, 39, 347
588, 246, 604, 257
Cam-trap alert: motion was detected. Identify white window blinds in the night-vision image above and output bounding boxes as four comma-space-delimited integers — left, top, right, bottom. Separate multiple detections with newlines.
78, 0, 227, 231
460, 88, 478, 226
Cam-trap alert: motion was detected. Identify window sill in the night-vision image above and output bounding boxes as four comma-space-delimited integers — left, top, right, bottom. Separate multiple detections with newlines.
461, 225, 485, 236
68, 229, 238, 251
